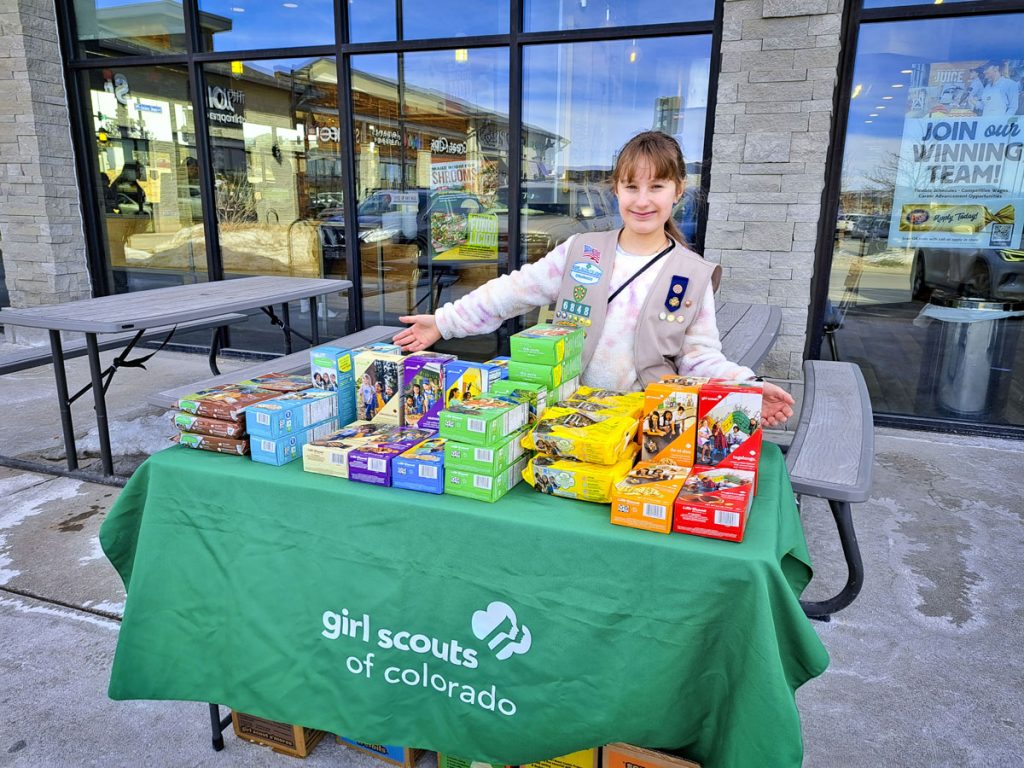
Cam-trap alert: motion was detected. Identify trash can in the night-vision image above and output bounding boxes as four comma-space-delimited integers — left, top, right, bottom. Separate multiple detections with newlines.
918, 293, 1024, 418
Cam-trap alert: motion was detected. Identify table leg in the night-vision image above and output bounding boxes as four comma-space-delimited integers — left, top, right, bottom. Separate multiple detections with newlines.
282, 303, 293, 355
208, 703, 230, 751
48, 330, 79, 472
309, 296, 321, 345
85, 333, 115, 476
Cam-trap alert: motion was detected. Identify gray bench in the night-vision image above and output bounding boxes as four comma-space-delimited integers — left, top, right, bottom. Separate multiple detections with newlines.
149, 325, 402, 408
717, 301, 782, 372
767, 359, 874, 620
0, 314, 248, 376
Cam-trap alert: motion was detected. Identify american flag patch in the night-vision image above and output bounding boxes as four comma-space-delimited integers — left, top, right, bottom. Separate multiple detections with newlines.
582, 244, 601, 264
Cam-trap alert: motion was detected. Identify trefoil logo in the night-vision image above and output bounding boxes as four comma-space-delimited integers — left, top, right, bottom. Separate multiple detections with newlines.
471, 601, 532, 660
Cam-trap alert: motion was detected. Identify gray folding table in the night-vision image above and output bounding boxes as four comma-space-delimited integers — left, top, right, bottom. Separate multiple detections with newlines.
0, 276, 352, 477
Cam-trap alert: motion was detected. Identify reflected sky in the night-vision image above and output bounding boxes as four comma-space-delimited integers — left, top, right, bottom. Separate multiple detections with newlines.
843, 14, 1024, 189
197, 0, 335, 50
524, 0, 713, 32
524, 36, 711, 173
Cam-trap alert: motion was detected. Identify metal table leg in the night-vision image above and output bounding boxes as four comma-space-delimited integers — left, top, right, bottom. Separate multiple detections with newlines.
309, 296, 320, 345
208, 703, 230, 751
85, 333, 115, 476
48, 330, 79, 472
282, 302, 293, 354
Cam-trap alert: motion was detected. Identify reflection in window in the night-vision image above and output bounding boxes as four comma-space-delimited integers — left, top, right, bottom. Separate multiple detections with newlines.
202, 58, 345, 287
403, 0, 508, 39
82, 66, 205, 293
73, 0, 188, 56
196, 1, 334, 51
351, 50, 510, 358
521, 36, 712, 267
524, 0, 712, 32
828, 14, 1024, 429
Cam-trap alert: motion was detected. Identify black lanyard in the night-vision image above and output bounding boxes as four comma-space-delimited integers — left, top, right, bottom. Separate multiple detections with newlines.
607, 241, 675, 304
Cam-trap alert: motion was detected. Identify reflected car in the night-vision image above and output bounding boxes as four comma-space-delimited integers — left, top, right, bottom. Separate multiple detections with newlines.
849, 214, 890, 241
911, 247, 1024, 301
515, 182, 621, 262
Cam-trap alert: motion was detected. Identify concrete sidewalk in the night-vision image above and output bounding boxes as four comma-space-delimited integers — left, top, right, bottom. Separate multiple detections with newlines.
1, 342, 1022, 767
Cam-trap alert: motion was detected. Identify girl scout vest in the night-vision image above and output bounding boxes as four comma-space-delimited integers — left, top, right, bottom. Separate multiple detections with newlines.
552, 228, 721, 388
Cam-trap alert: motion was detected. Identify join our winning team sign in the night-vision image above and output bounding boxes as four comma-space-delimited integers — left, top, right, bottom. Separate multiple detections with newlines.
320, 601, 533, 718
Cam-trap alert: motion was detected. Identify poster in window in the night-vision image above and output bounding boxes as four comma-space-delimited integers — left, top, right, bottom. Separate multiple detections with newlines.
890, 59, 1024, 250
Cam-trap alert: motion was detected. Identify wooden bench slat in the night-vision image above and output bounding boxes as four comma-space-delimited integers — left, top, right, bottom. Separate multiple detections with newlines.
148, 325, 402, 408
0, 314, 248, 376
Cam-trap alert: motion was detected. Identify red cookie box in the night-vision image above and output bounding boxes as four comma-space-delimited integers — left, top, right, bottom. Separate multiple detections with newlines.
673, 467, 756, 543
694, 379, 763, 482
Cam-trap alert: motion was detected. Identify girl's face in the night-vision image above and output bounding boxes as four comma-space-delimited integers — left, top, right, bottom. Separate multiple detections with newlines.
615, 163, 681, 240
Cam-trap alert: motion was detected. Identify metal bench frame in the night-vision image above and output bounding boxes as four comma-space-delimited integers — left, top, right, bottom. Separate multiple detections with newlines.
773, 359, 874, 620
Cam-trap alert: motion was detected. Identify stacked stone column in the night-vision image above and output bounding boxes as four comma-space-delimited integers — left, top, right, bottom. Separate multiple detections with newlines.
705, 0, 844, 379
0, 0, 90, 344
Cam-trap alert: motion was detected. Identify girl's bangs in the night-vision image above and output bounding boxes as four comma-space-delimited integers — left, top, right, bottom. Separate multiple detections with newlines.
615, 141, 683, 183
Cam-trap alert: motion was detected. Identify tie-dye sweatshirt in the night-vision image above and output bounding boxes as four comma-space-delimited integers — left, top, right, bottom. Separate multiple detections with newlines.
434, 235, 756, 392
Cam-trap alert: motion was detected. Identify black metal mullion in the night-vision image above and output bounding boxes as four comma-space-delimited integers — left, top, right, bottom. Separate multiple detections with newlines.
55, 2, 112, 298
497, 0, 525, 351
184, 0, 223, 283
695, 0, 725, 256
337, 4, 365, 331
189, 45, 337, 63
805, 0, 863, 363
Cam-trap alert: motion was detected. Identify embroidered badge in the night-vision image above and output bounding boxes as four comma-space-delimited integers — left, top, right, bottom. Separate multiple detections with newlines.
665, 276, 689, 313
582, 244, 601, 264
570, 262, 603, 285
573, 285, 587, 302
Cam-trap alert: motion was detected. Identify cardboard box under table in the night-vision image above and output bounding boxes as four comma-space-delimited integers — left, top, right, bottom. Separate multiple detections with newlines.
337, 738, 425, 767
100, 441, 827, 768
231, 710, 325, 758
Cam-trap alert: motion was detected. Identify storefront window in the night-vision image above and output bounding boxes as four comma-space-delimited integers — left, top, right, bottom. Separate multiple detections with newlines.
196, 1, 335, 51
524, 0, 713, 32
828, 14, 1024, 428
73, 1, 188, 57
81, 65, 206, 293
351, 50, 509, 358
202, 57, 348, 343
520, 35, 711, 280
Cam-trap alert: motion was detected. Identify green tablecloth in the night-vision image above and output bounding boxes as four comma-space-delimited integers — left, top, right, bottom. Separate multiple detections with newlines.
101, 441, 828, 768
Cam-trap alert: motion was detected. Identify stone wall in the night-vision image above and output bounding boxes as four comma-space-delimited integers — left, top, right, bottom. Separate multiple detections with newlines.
705, 0, 844, 379
0, 0, 90, 343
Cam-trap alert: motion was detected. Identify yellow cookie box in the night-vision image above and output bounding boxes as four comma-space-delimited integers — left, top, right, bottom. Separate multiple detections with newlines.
610, 460, 691, 534
523, 406, 639, 465
561, 386, 645, 420
523, 445, 638, 503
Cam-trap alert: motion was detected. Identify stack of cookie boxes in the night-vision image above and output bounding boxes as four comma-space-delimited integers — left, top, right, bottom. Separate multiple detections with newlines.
520, 386, 642, 503
507, 323, 583, 392
611, 377, 763, 542
172, 374, 309, 456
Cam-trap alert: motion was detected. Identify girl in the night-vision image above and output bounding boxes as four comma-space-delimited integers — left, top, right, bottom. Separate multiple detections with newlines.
394, 131, 794, 427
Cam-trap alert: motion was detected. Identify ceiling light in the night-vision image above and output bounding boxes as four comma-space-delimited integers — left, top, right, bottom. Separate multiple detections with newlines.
869, 113, 878, 117
900, 69, 912, 74
882, 95, 893, 100
282, 2, 298, 6
891, 84, 904, 88
230, 6, 244, 11
851, 84, 862, 98
865, 120, 873, 124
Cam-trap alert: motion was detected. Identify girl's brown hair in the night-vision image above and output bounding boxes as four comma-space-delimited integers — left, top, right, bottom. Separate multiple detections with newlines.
611, 130, 688, 245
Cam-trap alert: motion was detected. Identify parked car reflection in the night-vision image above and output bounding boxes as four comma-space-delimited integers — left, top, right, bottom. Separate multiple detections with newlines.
911, 246, 1024, 300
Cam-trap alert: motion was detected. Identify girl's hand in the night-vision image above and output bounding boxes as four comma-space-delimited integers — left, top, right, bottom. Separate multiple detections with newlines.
760, 381, 795, 427
393, 315, 442, 353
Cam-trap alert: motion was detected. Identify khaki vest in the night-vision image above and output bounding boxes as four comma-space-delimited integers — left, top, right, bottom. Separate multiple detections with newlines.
552, 229, 721, 389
